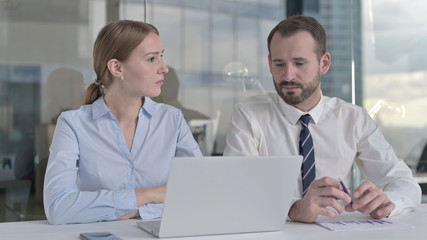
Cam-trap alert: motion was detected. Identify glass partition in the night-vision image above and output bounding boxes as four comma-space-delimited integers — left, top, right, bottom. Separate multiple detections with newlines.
147, 0, 286, 155
1, 0, 426, 223
361, 0, 427, 174
0, 0, 105, 222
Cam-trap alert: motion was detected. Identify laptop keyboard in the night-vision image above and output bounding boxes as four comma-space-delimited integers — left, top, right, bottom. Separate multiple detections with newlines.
145, 220, 161, 231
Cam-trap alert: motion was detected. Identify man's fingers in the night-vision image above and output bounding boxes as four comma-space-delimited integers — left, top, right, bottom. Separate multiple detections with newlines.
317, 207, 339, 219
356, 194, 384, 214
308, 178, 352, 203
353, 180, 376, 198
318, 197, 345, 215
312, 177, 341, 189
370, 202, 395, 219
351, 180, 395, 218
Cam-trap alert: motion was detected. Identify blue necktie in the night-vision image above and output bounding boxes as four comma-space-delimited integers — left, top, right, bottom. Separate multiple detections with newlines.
299, 114, 315, 196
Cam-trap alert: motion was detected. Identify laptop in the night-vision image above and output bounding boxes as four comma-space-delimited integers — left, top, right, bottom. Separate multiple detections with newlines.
137, 155, 302, 238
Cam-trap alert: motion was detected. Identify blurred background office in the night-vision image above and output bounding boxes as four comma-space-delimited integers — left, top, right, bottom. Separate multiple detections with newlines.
1, 0, 426, 222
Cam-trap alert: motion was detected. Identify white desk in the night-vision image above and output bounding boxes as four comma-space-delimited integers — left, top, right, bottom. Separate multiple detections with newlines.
1, 204, 426, 240
414, 172, 427, 184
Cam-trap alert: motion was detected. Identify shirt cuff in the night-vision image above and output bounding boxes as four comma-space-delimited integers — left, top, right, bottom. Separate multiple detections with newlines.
113, 189, 138, 218
384, 191, 416, 217
139, 203, 164, 220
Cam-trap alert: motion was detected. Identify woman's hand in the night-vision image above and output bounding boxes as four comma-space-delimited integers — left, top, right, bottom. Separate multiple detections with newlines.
135, 184, 167, 206
117, 211, 139, 220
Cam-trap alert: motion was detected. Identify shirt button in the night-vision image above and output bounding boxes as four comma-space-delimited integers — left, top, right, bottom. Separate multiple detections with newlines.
130, 164, 134, 169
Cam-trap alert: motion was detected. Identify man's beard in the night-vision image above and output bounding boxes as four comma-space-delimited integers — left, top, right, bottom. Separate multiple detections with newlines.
274, 71, 321, 106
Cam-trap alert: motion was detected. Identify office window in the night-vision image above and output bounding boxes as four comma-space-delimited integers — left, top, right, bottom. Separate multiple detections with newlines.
0, 0, 104, 222
361, 0, 427, 174
0, 0, 288, 222
1, 0, 426, 223
305, 0, 427, 190
147, 0, 286, 154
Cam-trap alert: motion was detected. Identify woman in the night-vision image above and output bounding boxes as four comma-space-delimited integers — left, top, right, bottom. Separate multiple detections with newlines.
43, 20, 202, 224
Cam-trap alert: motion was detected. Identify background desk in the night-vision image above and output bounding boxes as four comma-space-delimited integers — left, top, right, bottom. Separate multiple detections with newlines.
1, 204, 426, 240
414, 172, 427, 186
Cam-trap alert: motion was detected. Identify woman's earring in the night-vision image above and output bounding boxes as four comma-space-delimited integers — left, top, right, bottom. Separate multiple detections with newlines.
120, 76, 124, 81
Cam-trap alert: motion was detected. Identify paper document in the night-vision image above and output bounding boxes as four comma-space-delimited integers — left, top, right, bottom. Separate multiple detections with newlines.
316, 218, 414, 231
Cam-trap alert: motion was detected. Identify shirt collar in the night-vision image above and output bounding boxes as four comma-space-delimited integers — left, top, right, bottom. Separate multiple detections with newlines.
141, 97, 155, 117
92, 96, 110, 119
276, 93, 324, 125
91, 96, 155, 119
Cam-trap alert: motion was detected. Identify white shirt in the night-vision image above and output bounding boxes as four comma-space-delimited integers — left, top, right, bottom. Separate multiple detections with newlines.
224, 92, 421, 217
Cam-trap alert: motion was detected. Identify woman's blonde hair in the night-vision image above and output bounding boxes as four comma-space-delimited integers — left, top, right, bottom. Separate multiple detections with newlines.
85, 20, 159, 104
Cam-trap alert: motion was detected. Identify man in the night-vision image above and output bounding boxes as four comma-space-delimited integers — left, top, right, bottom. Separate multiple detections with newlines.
223, 15, 421, 223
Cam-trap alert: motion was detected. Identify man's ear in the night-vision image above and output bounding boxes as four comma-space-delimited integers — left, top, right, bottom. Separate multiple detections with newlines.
268, 54, 273, 74
320, 52, 331, 75
107, 59, 123, 79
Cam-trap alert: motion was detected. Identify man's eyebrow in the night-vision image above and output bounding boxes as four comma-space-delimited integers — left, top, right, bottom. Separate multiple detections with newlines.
292, 57, 307, 61
144, 49, 165, 56
272, 57, 307, 62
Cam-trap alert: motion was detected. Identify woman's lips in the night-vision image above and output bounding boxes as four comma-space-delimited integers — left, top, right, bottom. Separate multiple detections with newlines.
156, 80, 164, 85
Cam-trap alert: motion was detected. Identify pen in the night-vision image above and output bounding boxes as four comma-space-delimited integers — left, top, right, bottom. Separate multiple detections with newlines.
339, 178, 353, 205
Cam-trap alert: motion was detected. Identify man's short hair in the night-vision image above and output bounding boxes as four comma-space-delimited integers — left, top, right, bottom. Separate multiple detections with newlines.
267, 15, 327, 60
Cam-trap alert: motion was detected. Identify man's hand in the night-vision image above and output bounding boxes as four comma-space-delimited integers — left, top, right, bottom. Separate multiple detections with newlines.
288, 177, 352, 223
345, 180, 395, 218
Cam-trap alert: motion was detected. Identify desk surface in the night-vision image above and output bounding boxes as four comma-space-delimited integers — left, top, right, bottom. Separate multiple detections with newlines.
1, 204, 426, 240
414, 172, 427, 184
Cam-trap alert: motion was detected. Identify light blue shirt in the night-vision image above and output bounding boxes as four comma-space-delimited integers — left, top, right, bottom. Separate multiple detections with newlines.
44, 97, 202, 224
